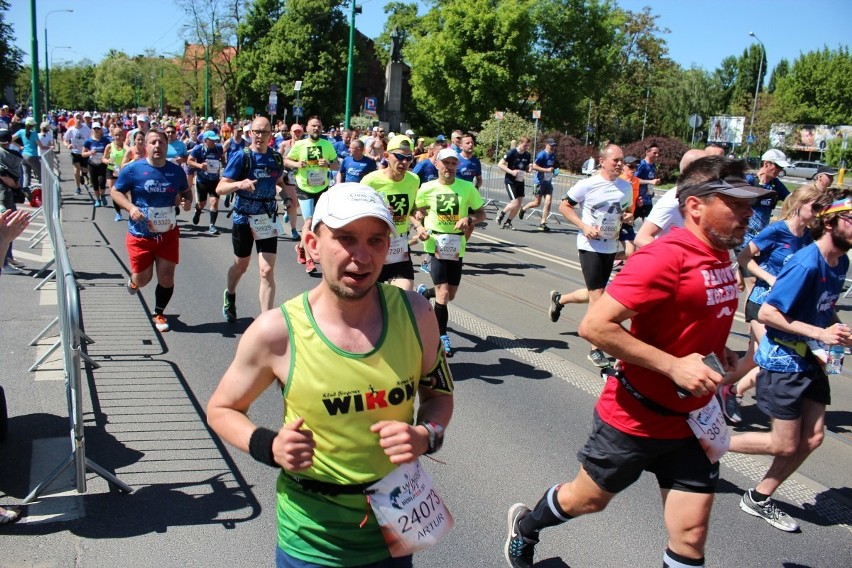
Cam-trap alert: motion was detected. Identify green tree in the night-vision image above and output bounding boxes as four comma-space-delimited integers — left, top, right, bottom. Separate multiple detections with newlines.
713, 55, 738, 112
0, 0, 23, 102
767, 58, 789, 94
476, 111, 536, 159
729, 44, 767, 112
773, 47, 852, 125
406, 0, 535, 132
374, 2, 421, 66
93, 51, 140, 111
235, 0, 350, 121
529, 0, 621, 131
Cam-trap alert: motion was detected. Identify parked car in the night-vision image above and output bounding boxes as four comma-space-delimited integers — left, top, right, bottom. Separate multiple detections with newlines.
779, 161, 824, 179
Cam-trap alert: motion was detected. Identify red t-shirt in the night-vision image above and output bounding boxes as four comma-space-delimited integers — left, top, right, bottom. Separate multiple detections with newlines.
596, 227, 738, 438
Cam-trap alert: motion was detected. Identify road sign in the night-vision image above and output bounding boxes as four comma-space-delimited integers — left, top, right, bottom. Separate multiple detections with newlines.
294, 81, 302, 92
532, 110, 541, 119
688, 114, 703, 128
364, 97, 377, 118
183, 99, 191, 115
269, 92, 278, 104
495, 111, 504, 120
819, 140, 827, 150
270, 83, 277, 93
268, 103, 277, 114
746, 134, 756, 144
292, 106, 304, 118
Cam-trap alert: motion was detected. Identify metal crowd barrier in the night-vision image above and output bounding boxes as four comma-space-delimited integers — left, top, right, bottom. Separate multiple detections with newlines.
479, 164, 584, 224
23, 150, 132, 503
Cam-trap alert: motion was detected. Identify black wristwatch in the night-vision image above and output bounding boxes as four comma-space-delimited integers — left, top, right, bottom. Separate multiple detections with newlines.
419, 420, 445, 455
467, 216, 474, 226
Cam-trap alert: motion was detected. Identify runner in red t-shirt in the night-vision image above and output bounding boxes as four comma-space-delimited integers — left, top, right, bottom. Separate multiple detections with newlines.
504, 156, 775, 568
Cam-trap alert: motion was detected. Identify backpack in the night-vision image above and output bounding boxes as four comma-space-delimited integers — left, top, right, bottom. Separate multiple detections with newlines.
241, 147, 283, 180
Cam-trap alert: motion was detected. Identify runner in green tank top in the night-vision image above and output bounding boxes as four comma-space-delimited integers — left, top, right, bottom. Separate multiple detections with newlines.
103, 124, 128, 221
208, 183, 454, 567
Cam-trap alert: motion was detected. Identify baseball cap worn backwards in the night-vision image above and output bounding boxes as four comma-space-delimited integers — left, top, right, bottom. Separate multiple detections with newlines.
678, 176, 776, 205
311, 183, 397, 236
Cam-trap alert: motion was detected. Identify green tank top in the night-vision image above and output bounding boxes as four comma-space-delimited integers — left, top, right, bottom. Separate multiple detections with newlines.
277, 284, 424, 565
108, 143, 126, 172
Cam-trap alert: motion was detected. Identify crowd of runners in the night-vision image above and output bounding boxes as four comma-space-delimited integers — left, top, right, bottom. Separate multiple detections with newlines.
2, 107, 849, 568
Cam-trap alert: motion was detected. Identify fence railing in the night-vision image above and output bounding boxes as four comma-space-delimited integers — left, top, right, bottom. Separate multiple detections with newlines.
23, 150, 132, 504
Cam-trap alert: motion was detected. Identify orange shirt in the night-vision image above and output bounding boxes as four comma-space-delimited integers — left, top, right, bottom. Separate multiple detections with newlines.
621, 173, 640, 212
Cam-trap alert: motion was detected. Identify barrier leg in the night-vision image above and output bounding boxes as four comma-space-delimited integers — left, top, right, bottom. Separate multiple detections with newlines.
21, 453, 75, 504
28, 340, 61, 372
30, 317, 59, 346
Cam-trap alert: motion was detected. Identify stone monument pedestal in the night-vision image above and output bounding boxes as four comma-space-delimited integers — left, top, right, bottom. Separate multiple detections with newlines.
384, 62, 406, 133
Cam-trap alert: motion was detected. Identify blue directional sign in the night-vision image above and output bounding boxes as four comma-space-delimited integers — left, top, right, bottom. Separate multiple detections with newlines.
293, 106, 304, 117
746, 134, 756, 144
268, 103, 277, 114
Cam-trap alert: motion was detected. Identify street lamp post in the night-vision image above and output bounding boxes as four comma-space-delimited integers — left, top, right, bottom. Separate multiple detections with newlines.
746, 31, 765, 157
44, 8, 74, 118
344, 1, 361, 130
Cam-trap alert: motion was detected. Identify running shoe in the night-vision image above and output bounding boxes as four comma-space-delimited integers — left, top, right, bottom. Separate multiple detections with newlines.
208, 225, 219, 235
114, 213, 122, 222
548, 290, 562, 322
295, 244, 307, 265
306, 257, 317, 274
717, 383, 742, 423
497, 211, 505, 226
94, 199, 101, 208
502, 221, 514, 230
2, 264, 23, 275
75, 187, 81, 195
223, 290, 236, 322
291, 229, 300, 241
100, 196, 108, 207
126, 278, 139, 295
7, 258, 24, 267
538, 224, 549, 232
739, 490, 800, 532
152, 313, 170, 332
504, 503, 536, 568
588, 349, 609, 368
420, 259, 431, 274
192, 208, 202, 225
440, 334, 454, 358
518, 208, 526, 220
416, 284, 428, 297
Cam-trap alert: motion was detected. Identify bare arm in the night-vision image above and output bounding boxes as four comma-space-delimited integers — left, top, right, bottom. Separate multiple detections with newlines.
634, 221, 662, 249
207, 309, 316, 471
737, 241, 774, 286
559, 198, 600, 240
757, 302, 851, 346
579, 292, 723, 396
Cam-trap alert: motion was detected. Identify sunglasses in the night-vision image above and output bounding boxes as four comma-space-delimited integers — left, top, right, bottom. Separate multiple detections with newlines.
390, 152, 413, 162
252, 129, 271, 135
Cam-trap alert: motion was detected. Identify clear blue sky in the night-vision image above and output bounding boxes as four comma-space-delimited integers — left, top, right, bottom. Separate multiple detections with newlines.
9, 0, 851, 74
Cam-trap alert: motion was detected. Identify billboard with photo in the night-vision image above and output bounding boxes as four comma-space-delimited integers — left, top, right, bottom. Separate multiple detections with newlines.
707, 116, 745, 145
769, 123, 852, 152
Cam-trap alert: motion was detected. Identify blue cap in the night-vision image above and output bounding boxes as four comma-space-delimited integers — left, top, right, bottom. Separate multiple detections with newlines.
435, 134, 446, 142
203, 130, 220, 141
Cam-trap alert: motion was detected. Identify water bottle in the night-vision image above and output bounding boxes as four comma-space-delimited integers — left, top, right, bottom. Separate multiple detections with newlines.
826, 345, 845, 375
553, 168, 560, 177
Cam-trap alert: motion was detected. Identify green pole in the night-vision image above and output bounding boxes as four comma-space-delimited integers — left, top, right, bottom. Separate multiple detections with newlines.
344, 1, 356, 130
43, 26, 49, 118
159, 56, 165, 115
205, 12, 212, 118
29, 0, 41, 122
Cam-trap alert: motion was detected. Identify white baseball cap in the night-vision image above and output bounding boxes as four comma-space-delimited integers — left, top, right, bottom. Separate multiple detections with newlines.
311, 183, 397, 236
437, 148, 459, 161
760, 149, 792, 169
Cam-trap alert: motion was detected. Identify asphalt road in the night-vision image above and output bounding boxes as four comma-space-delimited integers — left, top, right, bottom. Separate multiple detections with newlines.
1, 154, 850, 567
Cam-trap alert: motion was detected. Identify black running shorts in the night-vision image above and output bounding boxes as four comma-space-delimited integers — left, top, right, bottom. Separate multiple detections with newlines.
231, 222, 279, 258
429, 258, 463, 287
578, 411, 719, 494
755, 367, 830, 420
579, 250, 616, 291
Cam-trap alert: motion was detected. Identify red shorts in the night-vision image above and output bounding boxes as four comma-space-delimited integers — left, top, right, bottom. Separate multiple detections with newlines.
126, 228, 180, 274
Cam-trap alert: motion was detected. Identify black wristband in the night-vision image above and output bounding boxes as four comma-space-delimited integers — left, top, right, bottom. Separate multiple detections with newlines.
249, 427, 278, 467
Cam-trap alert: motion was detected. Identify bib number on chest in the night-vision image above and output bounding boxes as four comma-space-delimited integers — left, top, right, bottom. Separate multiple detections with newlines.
386, 234, 409, 264
90, 152, 103, 164
307, 168, 326, 187
595, 211, 622, 240
248, 214, 283, 240
367, 460, 453, 557
147, 206, 176, 233
687, 396, 730, 463
433, 233, 461, 261
206, 159, 221, 175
